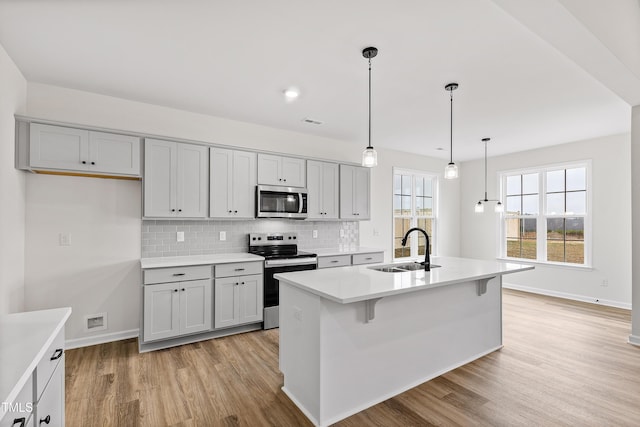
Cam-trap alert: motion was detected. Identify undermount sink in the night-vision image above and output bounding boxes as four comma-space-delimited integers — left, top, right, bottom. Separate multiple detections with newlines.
368, 262, 441, 273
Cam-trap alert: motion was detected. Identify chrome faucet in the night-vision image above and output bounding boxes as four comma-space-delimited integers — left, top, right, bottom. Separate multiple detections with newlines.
401, 227, 431, 271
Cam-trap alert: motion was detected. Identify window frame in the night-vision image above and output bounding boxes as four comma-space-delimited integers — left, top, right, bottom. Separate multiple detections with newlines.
392, 167, 438, 261
498, 160, 592, 268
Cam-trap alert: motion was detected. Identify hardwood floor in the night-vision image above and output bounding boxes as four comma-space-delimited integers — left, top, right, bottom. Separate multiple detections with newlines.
65, 289, 640, 426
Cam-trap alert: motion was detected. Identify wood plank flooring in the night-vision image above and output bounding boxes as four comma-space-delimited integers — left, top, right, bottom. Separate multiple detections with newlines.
65, 289, 640, 426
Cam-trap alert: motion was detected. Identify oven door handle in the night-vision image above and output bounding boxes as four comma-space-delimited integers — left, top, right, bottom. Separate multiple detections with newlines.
265, 258, 317, 268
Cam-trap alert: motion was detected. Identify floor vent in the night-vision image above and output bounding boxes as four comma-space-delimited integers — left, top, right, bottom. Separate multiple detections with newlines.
84, 313, 107, 332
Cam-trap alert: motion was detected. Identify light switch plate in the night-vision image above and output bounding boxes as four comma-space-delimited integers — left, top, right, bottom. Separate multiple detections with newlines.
312, 230, 318, 238
59, 232, 71, 246
220, 231, 226, 241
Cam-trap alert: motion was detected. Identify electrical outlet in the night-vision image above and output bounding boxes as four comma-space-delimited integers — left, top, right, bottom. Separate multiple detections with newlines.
177, 231, 185, 242
59, 232, 71, 246
313, 230, 318, 238
220, 231, 226, 241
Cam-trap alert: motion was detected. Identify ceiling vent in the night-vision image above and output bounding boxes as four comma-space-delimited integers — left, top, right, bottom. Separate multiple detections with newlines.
302, 118, 323, 125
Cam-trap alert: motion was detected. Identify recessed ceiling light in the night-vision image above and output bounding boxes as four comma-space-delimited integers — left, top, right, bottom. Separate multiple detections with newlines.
283, 87, 300, 102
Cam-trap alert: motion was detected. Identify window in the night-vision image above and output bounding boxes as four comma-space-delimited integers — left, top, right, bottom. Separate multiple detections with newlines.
501, 162, 590, 266
393, 169, 437, 260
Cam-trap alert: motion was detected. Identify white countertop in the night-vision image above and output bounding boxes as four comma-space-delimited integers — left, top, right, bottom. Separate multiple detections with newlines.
140, 253, 264, 269
0, 307, 71, 420
275, 256, 534, 304
313, 247, 384, 257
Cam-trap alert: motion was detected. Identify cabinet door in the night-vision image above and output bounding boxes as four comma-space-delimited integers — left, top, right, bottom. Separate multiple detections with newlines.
339, 165, 356, 219
176, 143, 209, 217
88, 131, 141, 176
144, 139, 177, 217
210, 147, 233, 218
281, 157, 306, 187
306, 160, 323, 219
29, 123, 89, 171
35, 355, 64, 427
232, 150, 257, 218
143, 282, 180, 341
214, 277, 239, 328
321, 162, 340, 219
238, 274, 263, 324
180, 279, 213, 335
354, 166, 371, 219
257, 153, 281, 185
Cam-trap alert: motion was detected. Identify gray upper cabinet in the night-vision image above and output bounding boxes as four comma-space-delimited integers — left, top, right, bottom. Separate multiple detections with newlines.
29, 123, 140, 176
144, 138, 209, 218
307, 160, 339, 220
210, 148, 257, 218
257, 153, 306, 187
340, 164, 371, 220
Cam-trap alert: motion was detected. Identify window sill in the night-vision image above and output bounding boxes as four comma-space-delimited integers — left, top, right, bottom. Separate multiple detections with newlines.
496, 257, 593, 271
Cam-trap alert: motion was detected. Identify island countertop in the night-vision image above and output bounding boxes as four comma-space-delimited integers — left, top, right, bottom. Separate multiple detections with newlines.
0, 307, 71, 420
275, 256, 534, 304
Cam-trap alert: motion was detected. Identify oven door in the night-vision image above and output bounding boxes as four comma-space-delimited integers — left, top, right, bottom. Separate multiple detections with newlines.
256, 185, 308, 219
263, 259, 316, 329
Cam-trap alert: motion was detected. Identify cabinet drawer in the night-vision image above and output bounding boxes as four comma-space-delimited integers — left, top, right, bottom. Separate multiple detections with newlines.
317, 255, 351, 269
215, 262, 263, 278
3, 374, 34, 427
35, 328, 64, 401
144, 265, 212, 284
352, 252, 384, 265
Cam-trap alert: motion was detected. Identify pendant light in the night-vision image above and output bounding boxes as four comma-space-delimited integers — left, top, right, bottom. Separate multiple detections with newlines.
361, 46, 378, 167
474, 138, 503, 213
444, 83, 459, 179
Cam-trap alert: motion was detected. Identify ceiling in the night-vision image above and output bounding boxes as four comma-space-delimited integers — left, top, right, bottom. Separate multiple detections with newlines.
0, 0, 633, 161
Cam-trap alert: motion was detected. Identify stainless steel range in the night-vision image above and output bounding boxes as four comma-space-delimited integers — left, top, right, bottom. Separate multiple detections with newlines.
248, 232, 317, 329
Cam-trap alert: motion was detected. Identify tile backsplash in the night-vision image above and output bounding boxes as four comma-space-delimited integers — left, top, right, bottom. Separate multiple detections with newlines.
142, 219, 359, 258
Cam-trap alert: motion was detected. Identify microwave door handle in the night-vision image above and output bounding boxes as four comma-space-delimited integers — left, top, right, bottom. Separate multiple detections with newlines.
299, 193, 303, 214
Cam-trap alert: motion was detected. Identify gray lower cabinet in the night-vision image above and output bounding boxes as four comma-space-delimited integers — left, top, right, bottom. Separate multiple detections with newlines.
214, 274, 263, 329
317, 251, 384, 269
143, 277, 213, 342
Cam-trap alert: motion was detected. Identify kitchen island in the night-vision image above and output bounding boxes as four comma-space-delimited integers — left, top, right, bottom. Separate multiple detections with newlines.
275, 256, 533, 427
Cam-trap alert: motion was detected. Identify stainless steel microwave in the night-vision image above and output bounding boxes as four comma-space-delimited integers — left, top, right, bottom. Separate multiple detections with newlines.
256, 185, 308, 219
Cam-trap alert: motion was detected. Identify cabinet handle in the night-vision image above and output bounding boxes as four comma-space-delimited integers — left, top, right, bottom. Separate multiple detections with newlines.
91, 161, 95, 165
283, 179, 287, 182
173, 273, 186, 276
228, 210, 232, 213
234, 210, 238, 213
171, 209, 176, 212
12, 417, 26, 427
241, 282, 245, 285
234, 268, 245, 271
39, 415, 51, 425
279, 178, 282, 181
235, 282, 239, 286
178, 209, 182, 212
181, 288, 185, 291
50, 348, 63, 361
365, 257, 372, 260
331, 260, 339, 263
173, 289, 179, 292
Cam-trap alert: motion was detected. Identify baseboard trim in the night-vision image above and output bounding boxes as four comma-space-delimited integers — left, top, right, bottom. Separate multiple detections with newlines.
629, 334, 640, 347
503, 282, 631, 310
66, 329, 139, 349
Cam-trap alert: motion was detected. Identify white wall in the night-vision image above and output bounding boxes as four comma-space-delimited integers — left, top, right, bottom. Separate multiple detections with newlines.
0, 43, 27, 315
25, 83, 460, 342
461, 133, 632, 308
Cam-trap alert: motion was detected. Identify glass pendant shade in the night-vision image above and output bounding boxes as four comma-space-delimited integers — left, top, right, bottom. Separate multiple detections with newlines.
362, 147, 378, 167
494, 201, 504, 213
444, 162, 459, 179
475, 202, 484, 213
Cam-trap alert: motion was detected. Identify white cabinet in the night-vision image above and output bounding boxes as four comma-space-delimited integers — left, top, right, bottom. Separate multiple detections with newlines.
257, 153, 306, 187
29, 123, 140, 176
318, 251, 384, 269
210, 148, 257, 218
35, 357, 64, 427
214, 274, 263, 329
307, 160, 339, 219
143, 267, 213, 342
340, 164, 371, 220
143, 139, 209, 218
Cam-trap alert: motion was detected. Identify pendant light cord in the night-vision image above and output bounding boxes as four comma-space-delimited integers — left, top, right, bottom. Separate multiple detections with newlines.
484, 139, 488, 201
450, 90, 453, 164
368, 57, 372, 150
